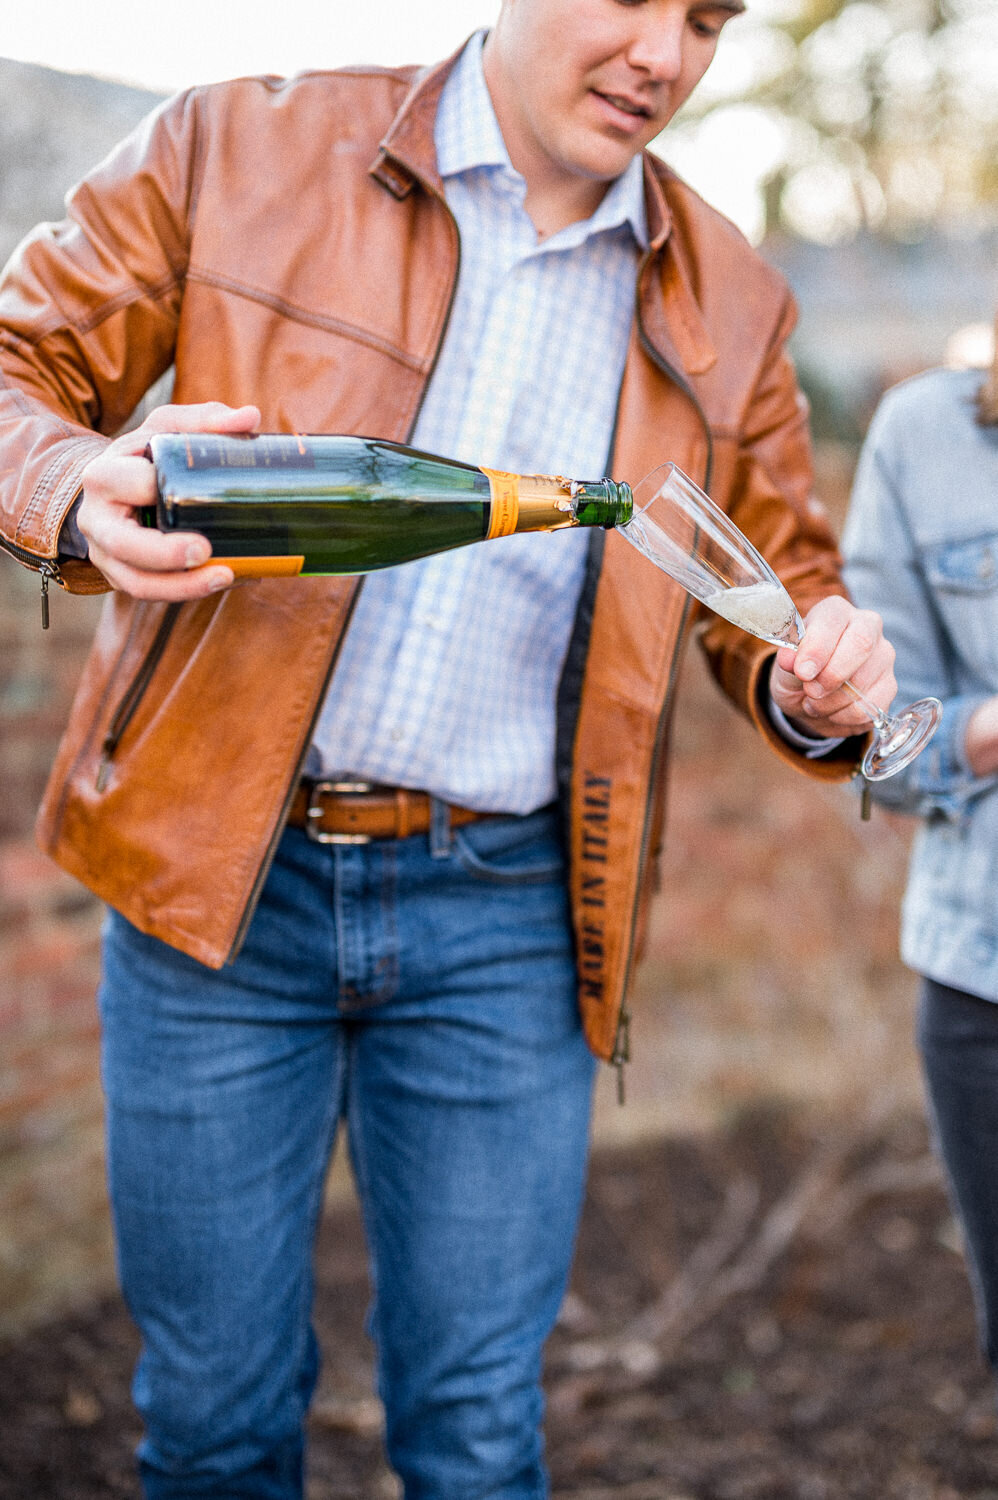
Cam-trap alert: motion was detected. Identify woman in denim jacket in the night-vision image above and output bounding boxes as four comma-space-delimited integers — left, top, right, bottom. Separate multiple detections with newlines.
842, 319, 998, 1368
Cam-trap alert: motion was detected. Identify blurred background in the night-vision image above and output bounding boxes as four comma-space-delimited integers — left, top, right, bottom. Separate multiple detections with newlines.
1, 0, 997, 1344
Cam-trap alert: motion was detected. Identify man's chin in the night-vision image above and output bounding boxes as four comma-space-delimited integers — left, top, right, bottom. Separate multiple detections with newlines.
568, 133, 651, 182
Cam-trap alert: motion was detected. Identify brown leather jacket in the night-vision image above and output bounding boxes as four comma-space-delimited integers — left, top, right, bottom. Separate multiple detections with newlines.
0, 47, 862, 1065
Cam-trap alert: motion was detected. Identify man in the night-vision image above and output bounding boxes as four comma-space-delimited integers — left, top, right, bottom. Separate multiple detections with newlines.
0, 1, 895, 1495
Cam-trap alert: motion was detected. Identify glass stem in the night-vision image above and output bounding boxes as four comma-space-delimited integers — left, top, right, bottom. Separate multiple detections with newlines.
841, 677, 890, 733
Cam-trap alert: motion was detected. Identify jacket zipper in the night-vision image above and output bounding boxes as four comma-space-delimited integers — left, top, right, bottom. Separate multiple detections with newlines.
0, 538, 64, 628
607, 293, 716, 1097
95, 603, 183, 792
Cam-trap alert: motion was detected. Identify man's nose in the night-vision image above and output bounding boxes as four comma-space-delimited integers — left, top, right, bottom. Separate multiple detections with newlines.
627, 9, 686, 81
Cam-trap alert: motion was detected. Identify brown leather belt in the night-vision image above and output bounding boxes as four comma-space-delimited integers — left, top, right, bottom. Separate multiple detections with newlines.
287, 778, 491, 844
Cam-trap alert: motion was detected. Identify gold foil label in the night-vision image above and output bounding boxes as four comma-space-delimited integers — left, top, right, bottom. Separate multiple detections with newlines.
482, 468, 520, 539
212, 556, 306, 578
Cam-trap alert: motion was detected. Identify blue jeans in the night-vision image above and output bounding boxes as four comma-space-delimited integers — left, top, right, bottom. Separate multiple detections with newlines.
919, 976, 998, 1371
98, 806, 596, 1499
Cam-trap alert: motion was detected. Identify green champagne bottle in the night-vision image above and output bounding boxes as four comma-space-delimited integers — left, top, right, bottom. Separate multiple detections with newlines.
143, 433, 633, 577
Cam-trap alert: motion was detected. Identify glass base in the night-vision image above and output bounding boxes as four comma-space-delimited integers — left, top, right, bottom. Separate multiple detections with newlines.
861, 697, 943, 781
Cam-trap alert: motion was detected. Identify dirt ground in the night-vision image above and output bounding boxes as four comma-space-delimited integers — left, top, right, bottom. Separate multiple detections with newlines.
2, 1102, 997, 1500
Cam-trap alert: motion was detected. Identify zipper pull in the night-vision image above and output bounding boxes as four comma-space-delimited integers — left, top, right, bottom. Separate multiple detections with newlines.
38, 560, 62, 630
95, 740, 114, 793
612, 1008, 631, 1106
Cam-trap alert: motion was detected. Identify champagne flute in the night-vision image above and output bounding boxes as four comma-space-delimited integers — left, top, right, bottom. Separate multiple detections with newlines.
617, 463, 941, 782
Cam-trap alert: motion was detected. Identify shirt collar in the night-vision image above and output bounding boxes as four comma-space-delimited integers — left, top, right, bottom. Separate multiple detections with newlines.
436, 30, 649, 252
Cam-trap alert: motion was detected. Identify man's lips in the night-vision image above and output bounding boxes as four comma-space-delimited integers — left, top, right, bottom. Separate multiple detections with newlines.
592, 90, 657, 128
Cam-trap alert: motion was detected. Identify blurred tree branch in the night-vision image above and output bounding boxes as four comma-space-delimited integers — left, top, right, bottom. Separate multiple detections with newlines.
657, 0, 998, 243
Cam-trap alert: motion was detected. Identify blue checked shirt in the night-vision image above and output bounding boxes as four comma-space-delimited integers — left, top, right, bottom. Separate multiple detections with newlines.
311, 32, 648, 813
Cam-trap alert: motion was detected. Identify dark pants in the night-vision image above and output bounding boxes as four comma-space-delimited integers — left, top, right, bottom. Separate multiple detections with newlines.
919, 976, 998, 1369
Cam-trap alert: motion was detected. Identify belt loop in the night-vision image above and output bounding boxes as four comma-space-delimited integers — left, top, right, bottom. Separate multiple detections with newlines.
395, 789, 412, 840
428, 796, 453, 859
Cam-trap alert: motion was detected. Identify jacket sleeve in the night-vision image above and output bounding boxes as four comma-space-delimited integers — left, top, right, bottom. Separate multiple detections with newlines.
697, 286, 867, 775
0, 88, 201, 591
842, 389, 998, 821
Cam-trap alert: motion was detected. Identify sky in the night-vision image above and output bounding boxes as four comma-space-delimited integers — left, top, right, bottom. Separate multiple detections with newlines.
5, 0, 781, 239
2, 0, 502, 92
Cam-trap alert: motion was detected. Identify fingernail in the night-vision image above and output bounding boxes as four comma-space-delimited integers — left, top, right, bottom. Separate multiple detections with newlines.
185, 543, 209, 569
796, 660, 818, 680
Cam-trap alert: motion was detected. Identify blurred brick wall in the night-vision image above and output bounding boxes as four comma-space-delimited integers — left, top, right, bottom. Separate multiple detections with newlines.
0, 564, 107, 1334
0, 57, 160, 1335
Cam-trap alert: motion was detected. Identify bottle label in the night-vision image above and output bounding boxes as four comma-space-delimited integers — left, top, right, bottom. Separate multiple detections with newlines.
482, 469, 520, 539
180, 434, 316, 470
209, 556, 306, 577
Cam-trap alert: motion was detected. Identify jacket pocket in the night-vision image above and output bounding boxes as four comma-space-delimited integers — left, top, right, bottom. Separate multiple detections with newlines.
923, 535, 998, 592
95, 602, 183, 791
921, 533, 998, 685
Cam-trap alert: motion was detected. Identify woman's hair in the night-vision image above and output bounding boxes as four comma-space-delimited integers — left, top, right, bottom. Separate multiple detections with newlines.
977, 314, 998, 426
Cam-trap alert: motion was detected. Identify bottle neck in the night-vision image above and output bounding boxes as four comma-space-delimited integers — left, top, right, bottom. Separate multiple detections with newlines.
484, 471, 634, 536
570, 479, 634, 529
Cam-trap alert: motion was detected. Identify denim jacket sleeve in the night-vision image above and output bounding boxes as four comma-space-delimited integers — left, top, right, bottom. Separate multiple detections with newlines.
842, 388, 998, 824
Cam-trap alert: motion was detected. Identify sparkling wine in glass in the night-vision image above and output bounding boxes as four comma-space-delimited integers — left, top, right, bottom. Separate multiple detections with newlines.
618, 463, 941, 782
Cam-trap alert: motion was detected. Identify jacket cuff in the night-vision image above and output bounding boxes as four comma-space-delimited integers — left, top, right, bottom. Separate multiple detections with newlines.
58, 494, 89, 560
767, 696, 847, 758
11, 433, 109, 558
904, 692, 998, 819
747, 648, 867, 782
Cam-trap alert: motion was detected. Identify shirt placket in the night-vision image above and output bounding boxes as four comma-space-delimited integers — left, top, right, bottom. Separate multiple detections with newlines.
370, 202, 545, 781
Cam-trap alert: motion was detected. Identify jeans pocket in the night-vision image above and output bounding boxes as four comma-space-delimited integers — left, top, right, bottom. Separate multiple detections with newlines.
452, 808, 564, 885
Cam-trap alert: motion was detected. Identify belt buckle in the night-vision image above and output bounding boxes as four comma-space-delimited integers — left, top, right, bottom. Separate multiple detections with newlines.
304, 778, 374, 845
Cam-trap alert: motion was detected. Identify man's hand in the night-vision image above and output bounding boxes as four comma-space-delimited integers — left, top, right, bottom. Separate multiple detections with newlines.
769, 594, 897, 738
77, 402, 261, 601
